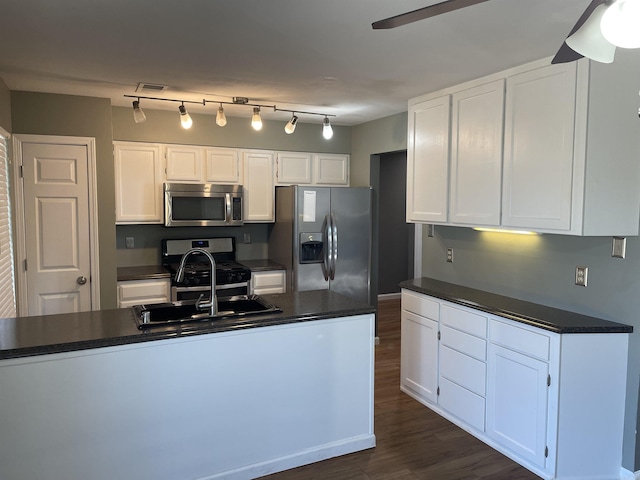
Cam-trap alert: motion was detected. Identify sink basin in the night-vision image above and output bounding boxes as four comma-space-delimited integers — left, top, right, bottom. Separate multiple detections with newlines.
131, 294, 282, 329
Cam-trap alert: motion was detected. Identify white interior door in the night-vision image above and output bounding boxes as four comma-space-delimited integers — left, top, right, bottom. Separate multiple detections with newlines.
14, 136, 99, 316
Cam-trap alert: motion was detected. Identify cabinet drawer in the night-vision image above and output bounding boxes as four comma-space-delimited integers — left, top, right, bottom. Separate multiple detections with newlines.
402, 290, 439, 320
489, 319, 550, 361
440, 345, 486, 396
439, 376, 485, 432
441, 325, 486, 361
441, 303, 487, 338
118, 280, 170, 301
252, 271, 285, 288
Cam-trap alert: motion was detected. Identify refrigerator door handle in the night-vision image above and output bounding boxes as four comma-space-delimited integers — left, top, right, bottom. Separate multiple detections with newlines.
329, 212, 337, 280
321, 214, 331, 281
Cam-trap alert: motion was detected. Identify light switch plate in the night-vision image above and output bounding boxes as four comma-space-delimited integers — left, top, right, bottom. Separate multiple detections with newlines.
612, 237, 626, 259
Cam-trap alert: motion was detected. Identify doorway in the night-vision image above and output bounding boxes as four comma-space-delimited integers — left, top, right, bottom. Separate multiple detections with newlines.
13, 135, 100, 315
371, 150, 414, 299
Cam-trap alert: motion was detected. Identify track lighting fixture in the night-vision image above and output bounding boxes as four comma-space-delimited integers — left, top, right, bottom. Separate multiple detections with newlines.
322, 116, 333, 140
132, 99, 146, 123
284, 114, 298, 134
179, 103, 193, 129
216, 103, 227, 127
251, 107, 263, 131
124, 94, 336, 140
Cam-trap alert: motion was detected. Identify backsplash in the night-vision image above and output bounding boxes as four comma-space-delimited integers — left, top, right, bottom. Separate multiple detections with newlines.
115, 224, 270, 267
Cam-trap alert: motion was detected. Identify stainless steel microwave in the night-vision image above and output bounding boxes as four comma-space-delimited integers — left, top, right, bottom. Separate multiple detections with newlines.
164, 183, 243, 227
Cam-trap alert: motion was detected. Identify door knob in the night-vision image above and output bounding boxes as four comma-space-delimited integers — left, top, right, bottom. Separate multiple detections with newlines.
77, 276, 87, 285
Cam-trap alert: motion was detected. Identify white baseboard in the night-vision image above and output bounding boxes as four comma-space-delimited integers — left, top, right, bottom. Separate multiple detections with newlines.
204, 434, 376, 479
378, 292, 401, 301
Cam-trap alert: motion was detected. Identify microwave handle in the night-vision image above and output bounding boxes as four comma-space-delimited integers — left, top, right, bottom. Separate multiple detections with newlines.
225, 193, 232, 225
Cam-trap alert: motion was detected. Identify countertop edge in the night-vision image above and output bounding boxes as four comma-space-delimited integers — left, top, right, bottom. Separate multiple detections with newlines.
399, 278, 633, 334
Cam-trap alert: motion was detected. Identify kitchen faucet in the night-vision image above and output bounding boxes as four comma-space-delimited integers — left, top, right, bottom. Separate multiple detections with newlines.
175, 248, 218, 316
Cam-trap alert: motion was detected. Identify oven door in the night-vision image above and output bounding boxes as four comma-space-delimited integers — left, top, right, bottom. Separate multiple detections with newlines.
171, 282, 249, 302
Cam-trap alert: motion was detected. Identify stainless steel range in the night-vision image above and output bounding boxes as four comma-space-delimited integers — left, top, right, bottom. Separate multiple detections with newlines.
162, 237, 251, 302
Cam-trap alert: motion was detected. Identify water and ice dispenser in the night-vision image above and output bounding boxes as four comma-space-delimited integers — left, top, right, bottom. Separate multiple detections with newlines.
299, 233, 324, 264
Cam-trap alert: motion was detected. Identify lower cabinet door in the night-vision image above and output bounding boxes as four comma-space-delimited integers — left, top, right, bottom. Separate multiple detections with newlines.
401, 310, 438, 404
486, 343, 549, 468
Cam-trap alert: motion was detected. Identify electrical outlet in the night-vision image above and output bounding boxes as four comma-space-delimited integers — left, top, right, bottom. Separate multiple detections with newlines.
125, 237, 135, 249
612, 237, 626, 259
243, 233, 251, 244
427, 224, 435, 238
446, 248, 453, 263
575, 266, 588, 287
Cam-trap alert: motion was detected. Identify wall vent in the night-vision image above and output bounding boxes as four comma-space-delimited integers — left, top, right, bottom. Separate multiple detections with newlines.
135, 83, 168, 95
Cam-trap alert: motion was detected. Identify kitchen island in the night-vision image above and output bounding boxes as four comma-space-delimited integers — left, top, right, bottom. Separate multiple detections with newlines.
0, 290, 376, 480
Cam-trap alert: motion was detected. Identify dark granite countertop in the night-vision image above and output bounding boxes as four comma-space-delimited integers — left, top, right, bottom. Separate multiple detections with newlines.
400, 277, 633, 334
117, 265, 170, 281
0, 290, 375, 360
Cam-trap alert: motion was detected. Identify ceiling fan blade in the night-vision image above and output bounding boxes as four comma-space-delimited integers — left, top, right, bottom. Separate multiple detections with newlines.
372, 0, 491, 29
551, 0, 610, 64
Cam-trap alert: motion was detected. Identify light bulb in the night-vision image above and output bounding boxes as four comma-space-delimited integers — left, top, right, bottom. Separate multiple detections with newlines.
601, 0, 640, 49
179, 104, 192, 129
251, 107, 262, 131
322, 116, 333, 140
132, 100, 146, 123
216, 104, 227, 127
284, 114, 298, 134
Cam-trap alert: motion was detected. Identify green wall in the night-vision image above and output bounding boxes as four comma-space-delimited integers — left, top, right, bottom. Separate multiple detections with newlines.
0, 79, 11, 133
11, 91, 117, 308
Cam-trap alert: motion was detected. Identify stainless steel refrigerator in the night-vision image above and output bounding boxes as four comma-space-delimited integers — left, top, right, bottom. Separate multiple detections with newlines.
269, 185, 372, 305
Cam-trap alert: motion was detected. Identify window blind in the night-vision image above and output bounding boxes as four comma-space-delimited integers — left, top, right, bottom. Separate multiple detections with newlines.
0, 134, 16, 318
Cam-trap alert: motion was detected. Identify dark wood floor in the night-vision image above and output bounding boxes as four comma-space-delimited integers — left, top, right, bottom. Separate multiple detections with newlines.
259, 298, 541, 480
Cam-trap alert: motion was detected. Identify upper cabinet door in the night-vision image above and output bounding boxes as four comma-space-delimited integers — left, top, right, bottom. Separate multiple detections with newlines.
276, 152, 312, 185
114, 142, 164, 224
313, 154, 349, 186
242, 150, 275, 222
407, 95, 451, 223
502, 63, 577, 231
450, 80, 504, 226
204, 148, 242, 184
165, 145, 204, 182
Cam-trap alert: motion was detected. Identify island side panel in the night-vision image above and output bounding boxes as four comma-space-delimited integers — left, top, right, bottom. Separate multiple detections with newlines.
0, 314, 376, 480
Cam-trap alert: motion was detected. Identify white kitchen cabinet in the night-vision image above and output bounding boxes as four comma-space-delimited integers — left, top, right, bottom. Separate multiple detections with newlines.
406, 95, 450, 223
250, 270, 286, 294
449, 80, 504, 226
407, 54, 640, 235
501, 63, 576, 231
400, 290, 439, 404
242, 150, 275, 222
117, 278, 170, 308
165, 145, 204, 182
114, 142, 164, 224
205, 147, 242, 184
166, 145, 242, 184
313, 153, 349, 186
275, 151, 312, 185
401, 288, 630, 479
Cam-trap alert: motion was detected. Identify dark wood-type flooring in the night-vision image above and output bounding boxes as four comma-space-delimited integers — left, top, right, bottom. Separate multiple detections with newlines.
259, 297, 541, 480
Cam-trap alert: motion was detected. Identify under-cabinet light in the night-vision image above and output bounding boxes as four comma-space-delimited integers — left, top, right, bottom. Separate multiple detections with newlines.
473, 227, 538, 235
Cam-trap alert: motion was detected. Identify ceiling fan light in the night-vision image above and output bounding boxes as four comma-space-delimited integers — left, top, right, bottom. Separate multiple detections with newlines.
565, 3, 615, 63
179, 104, 193, 129
284, 114, 298, 134
132, 100, 146, 123
251, 107, 262, 131
216, 104, 227, 127
322, 116, 333, 140
601, 0, 640, 49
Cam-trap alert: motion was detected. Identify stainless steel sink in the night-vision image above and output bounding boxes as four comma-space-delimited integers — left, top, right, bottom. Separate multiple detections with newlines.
131, 294, 282, 329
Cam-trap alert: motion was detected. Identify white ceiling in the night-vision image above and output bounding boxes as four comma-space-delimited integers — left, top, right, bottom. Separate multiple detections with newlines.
0, 0, 587, 126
